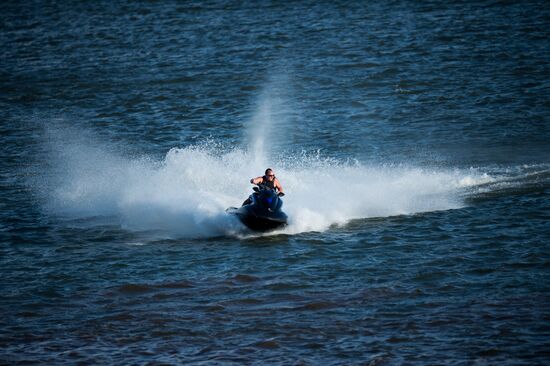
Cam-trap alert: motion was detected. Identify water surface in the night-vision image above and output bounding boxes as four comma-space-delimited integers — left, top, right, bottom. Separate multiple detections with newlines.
1, 1, 549, 364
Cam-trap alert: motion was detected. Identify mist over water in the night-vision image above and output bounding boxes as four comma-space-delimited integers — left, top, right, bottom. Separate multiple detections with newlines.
41, 121, 494, 238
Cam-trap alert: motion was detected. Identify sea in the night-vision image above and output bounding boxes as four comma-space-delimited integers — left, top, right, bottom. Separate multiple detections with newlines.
1, 1, 549, 365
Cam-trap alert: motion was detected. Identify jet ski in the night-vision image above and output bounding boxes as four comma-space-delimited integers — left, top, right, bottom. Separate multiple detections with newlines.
227, 185, 288, 232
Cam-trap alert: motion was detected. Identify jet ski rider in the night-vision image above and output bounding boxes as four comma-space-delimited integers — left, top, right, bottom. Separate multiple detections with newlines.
242, 168, 284, 206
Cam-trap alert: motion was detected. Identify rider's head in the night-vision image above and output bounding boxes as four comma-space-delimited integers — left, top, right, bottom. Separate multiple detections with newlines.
265, 168, 275, 180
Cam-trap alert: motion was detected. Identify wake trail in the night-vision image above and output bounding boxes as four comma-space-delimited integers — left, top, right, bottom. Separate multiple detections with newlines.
37, 129, 502, 238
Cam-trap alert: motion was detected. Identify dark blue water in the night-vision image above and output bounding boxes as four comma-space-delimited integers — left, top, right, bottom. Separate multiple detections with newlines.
2, 1, 549, 364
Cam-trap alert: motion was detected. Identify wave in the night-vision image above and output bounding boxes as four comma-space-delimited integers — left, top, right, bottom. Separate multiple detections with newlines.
463, 164, 550, 202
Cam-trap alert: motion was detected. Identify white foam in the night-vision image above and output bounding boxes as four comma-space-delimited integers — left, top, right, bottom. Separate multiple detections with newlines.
41, 130, 493, 238
37, 82, 498, 238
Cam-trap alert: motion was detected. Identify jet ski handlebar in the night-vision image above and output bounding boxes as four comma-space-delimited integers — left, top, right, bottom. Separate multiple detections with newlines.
253, 185, 285, 197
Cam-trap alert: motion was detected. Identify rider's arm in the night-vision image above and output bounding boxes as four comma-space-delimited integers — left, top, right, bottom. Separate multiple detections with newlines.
274, 178, 284, 193
250, 176, 264, 185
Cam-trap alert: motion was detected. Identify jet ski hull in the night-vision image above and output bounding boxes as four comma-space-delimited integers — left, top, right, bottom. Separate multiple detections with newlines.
227, 186, 288, 232
227, 206, 288, 232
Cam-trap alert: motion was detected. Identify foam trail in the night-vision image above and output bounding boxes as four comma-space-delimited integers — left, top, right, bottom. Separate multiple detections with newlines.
282, 162, 491, 234
39, 127, 495, 238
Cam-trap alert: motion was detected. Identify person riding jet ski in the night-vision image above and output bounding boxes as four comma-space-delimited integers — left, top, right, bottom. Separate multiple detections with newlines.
227, 168, 287, 231
242, 168, 284, 206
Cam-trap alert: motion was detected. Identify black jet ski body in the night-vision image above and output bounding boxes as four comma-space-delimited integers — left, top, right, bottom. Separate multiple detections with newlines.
227, 186, 288, 232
